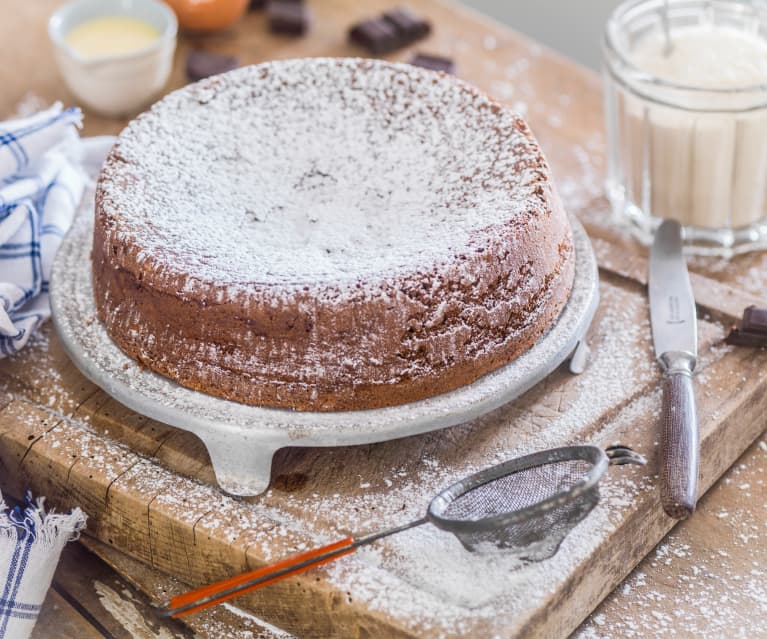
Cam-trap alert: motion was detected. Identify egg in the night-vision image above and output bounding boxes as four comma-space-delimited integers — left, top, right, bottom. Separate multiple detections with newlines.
164, 0, 248, 33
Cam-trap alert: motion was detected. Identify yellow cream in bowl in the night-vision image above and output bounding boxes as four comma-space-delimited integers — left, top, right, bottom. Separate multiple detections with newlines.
66, 16, 160, 59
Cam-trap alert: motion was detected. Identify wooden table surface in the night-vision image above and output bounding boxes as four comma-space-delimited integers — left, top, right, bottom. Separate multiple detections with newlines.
3, 1, 767, 637
27, 433, 767, 639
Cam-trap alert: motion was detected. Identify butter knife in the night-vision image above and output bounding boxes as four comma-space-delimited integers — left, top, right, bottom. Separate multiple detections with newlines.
648, 220, 699, 519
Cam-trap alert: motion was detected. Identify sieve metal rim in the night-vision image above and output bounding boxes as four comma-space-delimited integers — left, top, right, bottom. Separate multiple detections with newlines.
426, 445, 609, 535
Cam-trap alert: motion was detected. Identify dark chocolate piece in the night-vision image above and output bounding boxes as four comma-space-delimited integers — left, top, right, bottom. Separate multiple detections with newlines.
349, 7, 430, 55
409, 52, 455, 74
742, 305, 767, 334
349, 17, 401, 54
268, 0, 310, 35
725, 327, 767, 347
186, 50, 240, 82
248, 0, 266, 10
383, 7, 431, 41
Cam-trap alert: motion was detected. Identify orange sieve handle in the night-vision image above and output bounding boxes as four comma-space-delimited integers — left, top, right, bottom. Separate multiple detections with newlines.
165, 536, 356, 618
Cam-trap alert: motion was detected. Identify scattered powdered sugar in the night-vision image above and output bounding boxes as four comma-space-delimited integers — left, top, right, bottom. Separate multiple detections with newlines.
554, 134, 607, 220
98, 58, 549, 298
362, 525, 529, 609
689, 251, 767, 302
577, 435, 767, 639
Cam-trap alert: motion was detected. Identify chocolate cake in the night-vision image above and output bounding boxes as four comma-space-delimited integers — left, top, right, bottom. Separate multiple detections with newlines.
93, 58, 575, 411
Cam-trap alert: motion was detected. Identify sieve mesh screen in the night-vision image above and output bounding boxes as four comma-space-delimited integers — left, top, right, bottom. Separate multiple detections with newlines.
443, 459, 593, 522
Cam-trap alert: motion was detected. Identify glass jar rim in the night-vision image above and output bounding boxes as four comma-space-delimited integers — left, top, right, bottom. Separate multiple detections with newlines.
604, 0, 767, 95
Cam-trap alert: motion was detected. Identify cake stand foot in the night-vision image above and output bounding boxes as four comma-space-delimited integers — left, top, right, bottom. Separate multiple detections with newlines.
568, 339, 592, 375
197, 433, 277, 496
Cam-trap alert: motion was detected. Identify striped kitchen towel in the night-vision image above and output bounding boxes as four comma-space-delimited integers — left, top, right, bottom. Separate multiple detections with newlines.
0, 492, 86, 639
0, 103, 87, 358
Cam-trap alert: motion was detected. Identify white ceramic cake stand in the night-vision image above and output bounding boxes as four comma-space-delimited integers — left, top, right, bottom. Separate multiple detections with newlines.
50, 212, 599, 496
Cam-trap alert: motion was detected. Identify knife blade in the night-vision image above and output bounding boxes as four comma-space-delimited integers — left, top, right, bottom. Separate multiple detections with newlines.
648, 219, 699, 520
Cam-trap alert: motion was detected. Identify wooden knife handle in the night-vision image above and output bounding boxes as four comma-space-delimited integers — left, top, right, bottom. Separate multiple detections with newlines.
659, 357, 699, 519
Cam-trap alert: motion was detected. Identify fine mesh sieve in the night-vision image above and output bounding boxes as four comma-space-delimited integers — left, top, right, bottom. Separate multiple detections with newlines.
162, 444, 645, 618
427, 445, 642, 559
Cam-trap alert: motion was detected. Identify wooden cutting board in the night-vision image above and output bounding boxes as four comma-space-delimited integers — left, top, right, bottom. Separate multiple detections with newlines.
3, 1, 767, 637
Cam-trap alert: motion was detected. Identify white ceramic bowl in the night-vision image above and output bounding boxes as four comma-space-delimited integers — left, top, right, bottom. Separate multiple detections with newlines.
48, 0, 177, 117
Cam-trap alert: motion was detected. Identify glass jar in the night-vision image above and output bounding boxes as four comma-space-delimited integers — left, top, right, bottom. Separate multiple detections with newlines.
603, 0, 767, 257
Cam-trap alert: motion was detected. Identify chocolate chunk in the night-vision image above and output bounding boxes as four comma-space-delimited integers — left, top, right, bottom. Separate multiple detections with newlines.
725, 327, 767, 347
409, 52, 455, 74
350, 7, 430, 54
349, 17, 401, 54
383, 7, 431, 41
268, 0, 310, 35
248, 0, 266, 10
742, 305, 767, 334
186, 50, 240, 82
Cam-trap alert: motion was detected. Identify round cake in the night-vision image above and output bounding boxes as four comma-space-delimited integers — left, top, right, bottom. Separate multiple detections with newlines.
93, 58, 575, 411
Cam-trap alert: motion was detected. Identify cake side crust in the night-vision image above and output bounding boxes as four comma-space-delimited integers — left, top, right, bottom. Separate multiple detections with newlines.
93, 194, 574, 411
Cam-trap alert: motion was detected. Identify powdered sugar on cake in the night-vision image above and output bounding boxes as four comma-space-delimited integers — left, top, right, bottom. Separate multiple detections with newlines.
98, 58, 547, 298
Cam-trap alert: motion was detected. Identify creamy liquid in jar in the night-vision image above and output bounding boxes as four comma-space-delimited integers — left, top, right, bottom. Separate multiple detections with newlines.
66, 16, 160, 59
624, 25, 767, 229
633, 26, 767, 89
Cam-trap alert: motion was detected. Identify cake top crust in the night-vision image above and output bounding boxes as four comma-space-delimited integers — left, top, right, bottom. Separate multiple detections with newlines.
97, 58, 551, 297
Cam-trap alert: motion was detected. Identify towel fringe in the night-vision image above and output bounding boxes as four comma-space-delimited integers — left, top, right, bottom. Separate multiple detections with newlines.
0, 492, 86, 549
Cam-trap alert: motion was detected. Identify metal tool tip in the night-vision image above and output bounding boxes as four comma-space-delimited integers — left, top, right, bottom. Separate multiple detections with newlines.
155, 602, 174, 618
